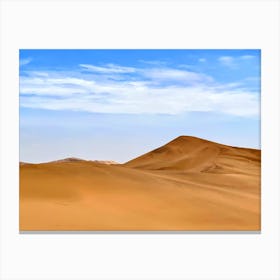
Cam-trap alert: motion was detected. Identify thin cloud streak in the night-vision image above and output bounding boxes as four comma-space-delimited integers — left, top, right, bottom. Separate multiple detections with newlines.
20, 57, 32, 67
218, 54, 257, 68
218, 56, 236, 68
80, 63, 135, 73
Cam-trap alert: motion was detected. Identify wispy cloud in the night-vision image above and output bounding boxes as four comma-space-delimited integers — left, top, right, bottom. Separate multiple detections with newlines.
138, 60, 167, 66
218, 56, 236, 68
20, 63, 259, 117
80, 64, 135, 73
19, 57, 32, 67
140, 68, 213, 84
218, 55, 257, 68
240, 55, 255, 60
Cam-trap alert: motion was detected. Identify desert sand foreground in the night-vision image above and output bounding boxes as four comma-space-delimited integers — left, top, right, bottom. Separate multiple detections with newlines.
20, 136, 261, 231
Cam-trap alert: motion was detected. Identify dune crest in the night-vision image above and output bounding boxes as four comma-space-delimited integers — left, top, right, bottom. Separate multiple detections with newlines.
20, 136, 261, 231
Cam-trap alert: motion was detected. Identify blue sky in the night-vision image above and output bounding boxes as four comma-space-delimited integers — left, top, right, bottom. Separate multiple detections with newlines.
19, 50, 260, 163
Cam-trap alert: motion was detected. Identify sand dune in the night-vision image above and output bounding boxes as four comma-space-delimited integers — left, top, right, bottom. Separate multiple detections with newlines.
20, 136, 261, 231
125, 136, 260, 174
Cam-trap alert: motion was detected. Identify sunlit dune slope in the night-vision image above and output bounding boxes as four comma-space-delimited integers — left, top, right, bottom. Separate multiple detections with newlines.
20, 136, 261, 231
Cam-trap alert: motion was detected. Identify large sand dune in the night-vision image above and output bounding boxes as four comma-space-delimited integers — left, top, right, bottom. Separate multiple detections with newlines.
20, 136, 261, 231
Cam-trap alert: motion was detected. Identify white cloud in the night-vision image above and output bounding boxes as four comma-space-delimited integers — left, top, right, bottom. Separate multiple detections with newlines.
80, 63, 135, 73
240, 55, 255, 60
218, 56, 236, 68
218, 55, 258, 68
79, 63, 211, 84
140, 68, 213, 84
198, 58, 206, 62
19, 57, 32, 67
138, 60, 167, 66
19, 64, 259, 117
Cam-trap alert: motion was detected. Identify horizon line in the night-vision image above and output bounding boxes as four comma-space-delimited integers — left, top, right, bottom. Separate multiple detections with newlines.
20, 134, 261, 165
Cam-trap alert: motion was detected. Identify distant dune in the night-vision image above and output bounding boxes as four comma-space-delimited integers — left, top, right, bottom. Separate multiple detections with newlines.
20, 136, 261, 231
51, 157, 119, 165
20, 157, 119, 165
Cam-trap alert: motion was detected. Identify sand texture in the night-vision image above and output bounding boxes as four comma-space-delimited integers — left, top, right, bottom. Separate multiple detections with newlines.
20, 136, 261, 231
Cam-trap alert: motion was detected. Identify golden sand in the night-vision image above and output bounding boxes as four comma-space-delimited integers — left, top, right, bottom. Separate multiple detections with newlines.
20, 136, 260, 231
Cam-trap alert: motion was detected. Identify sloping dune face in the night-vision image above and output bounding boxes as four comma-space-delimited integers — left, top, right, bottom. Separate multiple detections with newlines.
125, 136, 261, 174
20, 136, 261, 231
